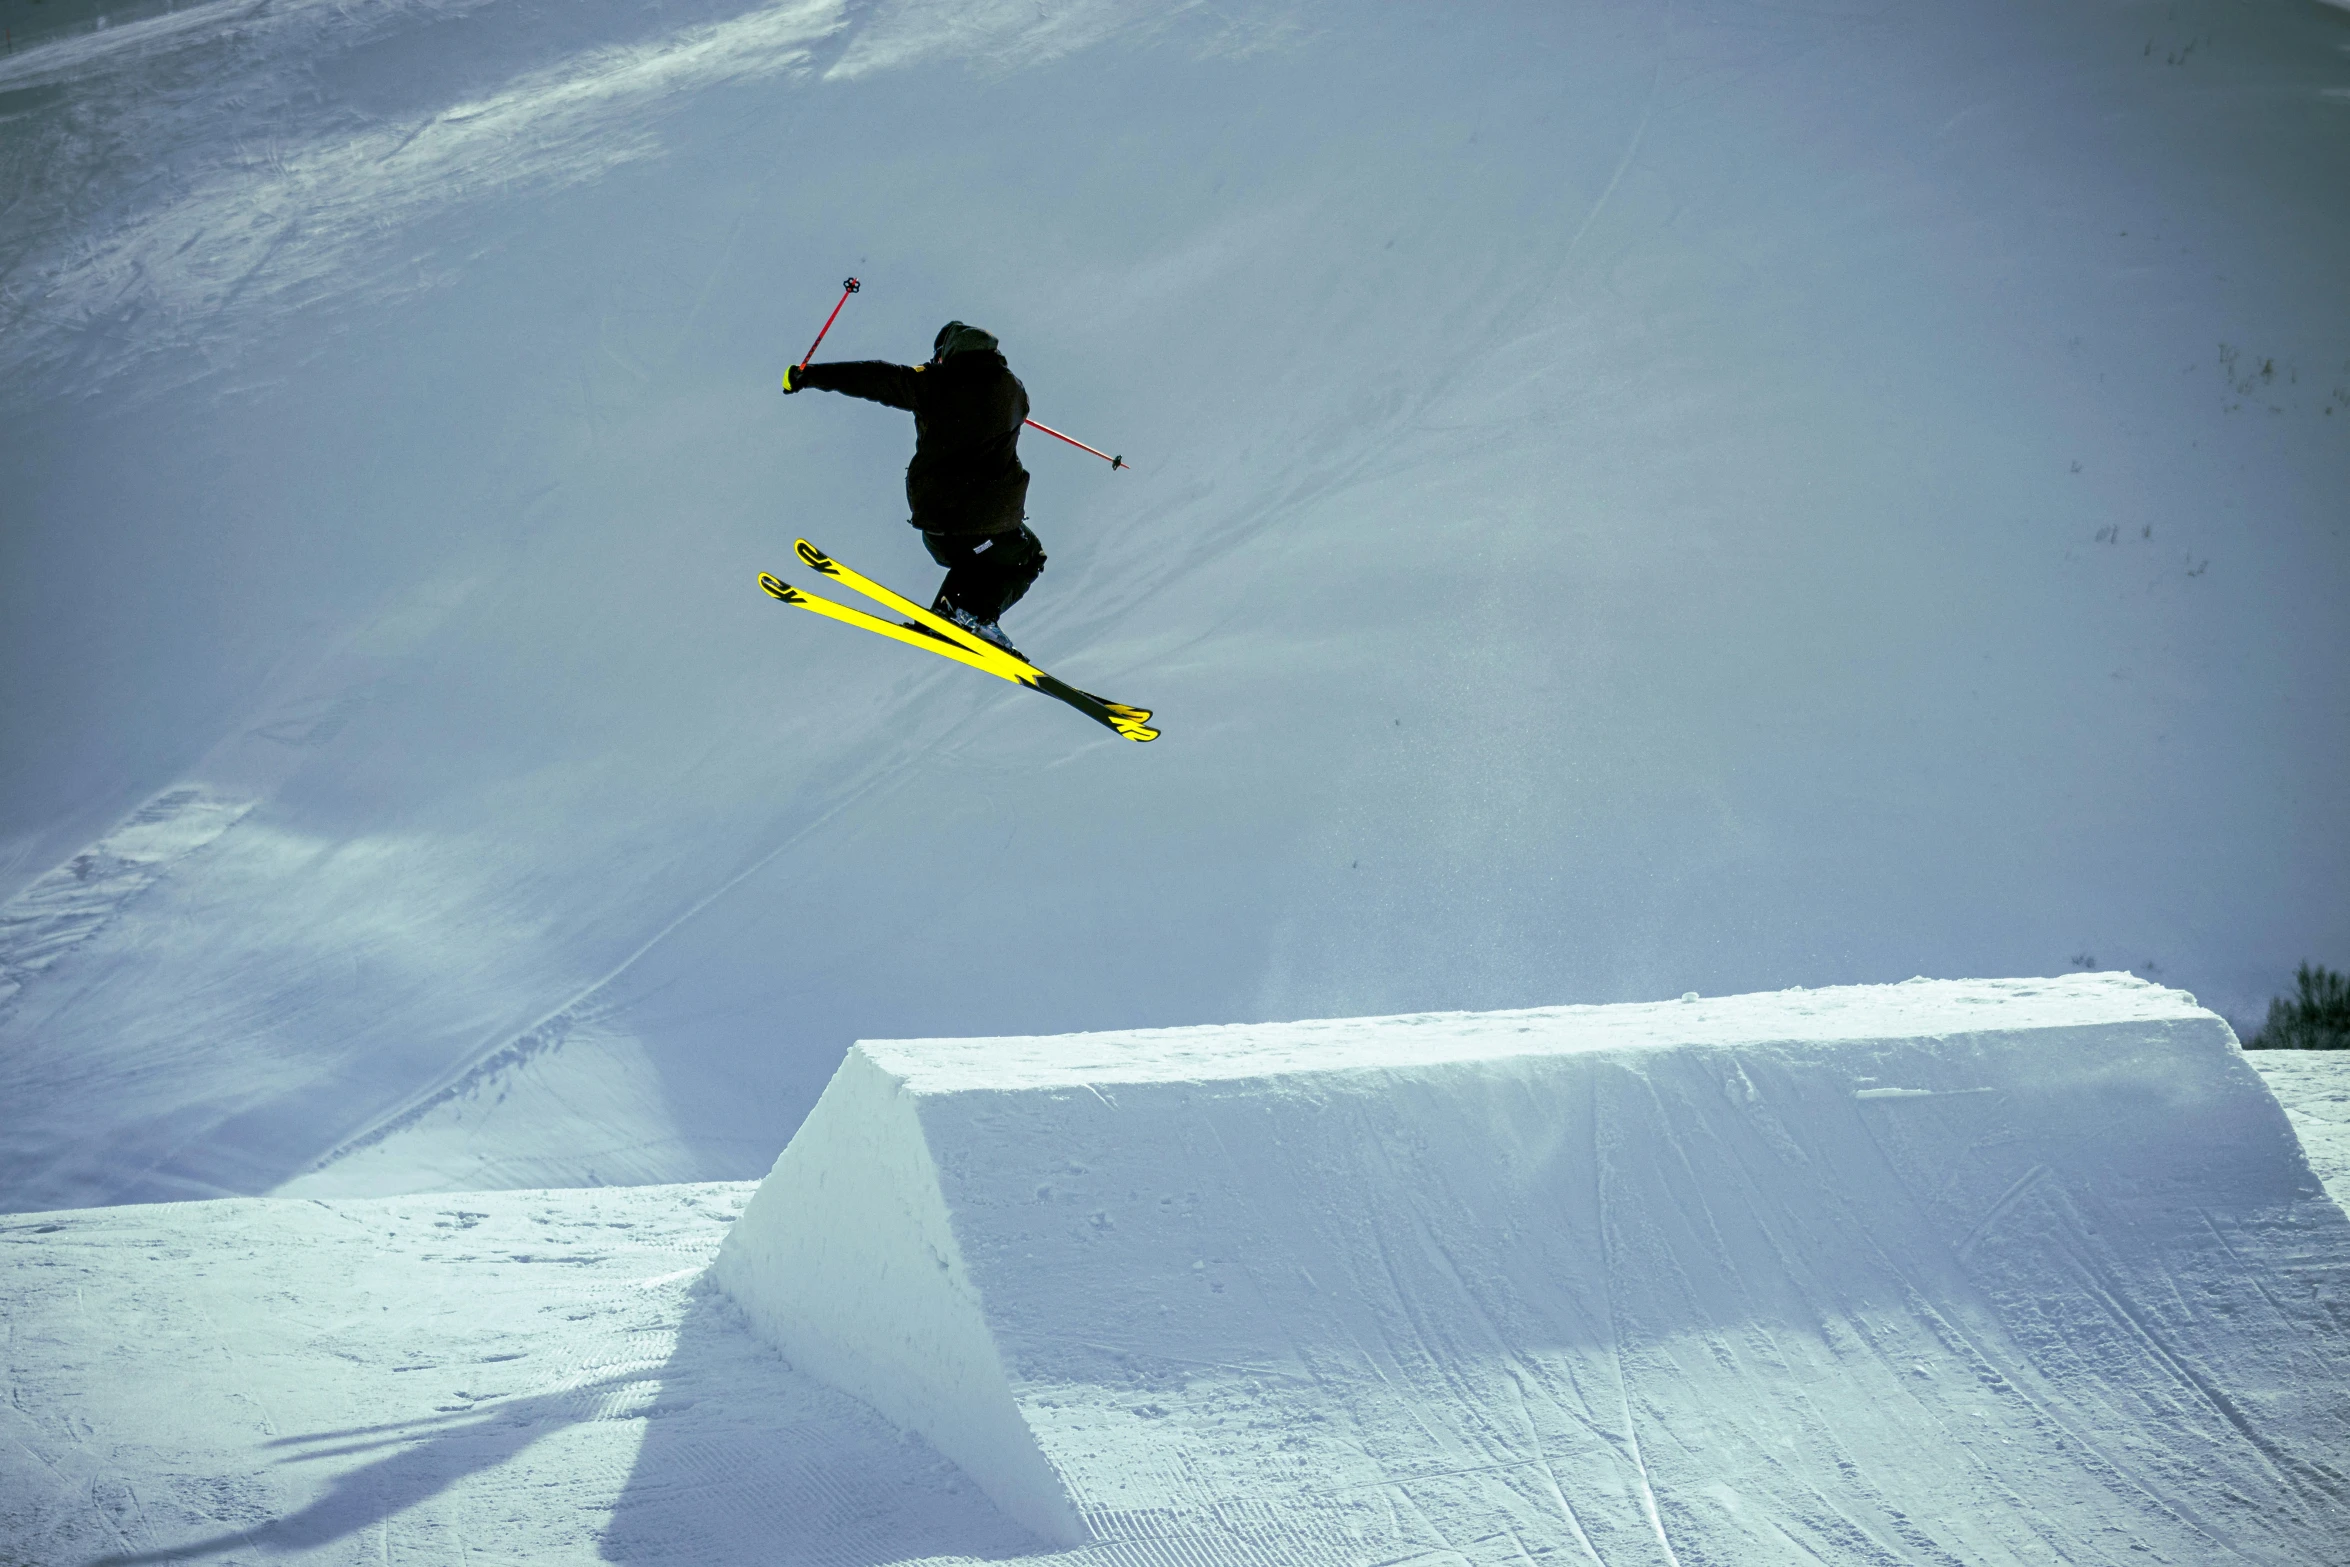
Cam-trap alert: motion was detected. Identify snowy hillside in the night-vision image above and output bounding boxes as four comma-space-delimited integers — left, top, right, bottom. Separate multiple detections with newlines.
5, 980, 2347, 1565
3, 0, 2349, 1210
2256, 1046, 2350, 1193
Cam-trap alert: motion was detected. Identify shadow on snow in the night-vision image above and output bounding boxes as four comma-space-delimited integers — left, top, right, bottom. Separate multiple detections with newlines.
87, 1285, 1040, 1567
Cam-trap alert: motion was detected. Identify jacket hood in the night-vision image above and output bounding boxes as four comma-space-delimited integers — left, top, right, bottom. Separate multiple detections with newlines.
932, 321, 1000, 361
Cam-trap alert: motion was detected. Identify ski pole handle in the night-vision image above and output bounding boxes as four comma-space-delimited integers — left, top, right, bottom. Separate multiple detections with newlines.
798, 277, 860, 370
1025, 417, 1126, 471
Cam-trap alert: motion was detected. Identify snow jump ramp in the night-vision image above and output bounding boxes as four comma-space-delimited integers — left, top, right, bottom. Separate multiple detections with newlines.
714, 975, 2350, 1564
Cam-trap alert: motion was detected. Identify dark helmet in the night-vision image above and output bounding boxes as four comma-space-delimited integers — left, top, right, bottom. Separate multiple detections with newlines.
932, 320, 1000, 362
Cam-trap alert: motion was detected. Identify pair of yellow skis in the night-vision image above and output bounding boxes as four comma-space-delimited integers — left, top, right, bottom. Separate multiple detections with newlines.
759, 539, 1158, 742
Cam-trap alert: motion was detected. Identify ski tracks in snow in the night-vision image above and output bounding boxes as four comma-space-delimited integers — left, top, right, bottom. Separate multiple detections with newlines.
0, 787, 253, 1022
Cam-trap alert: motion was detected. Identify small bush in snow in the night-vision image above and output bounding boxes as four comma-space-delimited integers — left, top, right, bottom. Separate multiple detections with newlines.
2246, 963, 2350, 1051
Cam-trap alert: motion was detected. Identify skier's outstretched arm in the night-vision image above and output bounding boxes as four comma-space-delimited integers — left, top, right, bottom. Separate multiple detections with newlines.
786, 360, 922, 410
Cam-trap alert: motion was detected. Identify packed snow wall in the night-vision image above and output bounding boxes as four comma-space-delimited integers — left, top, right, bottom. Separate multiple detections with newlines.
715, 974, 2350, 1562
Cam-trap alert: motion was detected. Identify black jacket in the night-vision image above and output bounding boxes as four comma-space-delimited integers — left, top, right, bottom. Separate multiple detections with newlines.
800, 350, 1031, 536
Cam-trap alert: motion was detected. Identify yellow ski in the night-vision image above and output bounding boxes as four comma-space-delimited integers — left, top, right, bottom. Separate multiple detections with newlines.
757, 575, 1011, 678
759, 540, 1158, 742
787, 539, 1032, 674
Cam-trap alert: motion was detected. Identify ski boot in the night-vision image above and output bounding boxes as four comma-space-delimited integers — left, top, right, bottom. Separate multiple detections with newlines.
939, 604, 1023, 661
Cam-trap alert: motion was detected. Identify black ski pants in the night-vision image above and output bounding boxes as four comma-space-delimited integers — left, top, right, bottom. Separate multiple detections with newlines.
925, 523, 1046, 623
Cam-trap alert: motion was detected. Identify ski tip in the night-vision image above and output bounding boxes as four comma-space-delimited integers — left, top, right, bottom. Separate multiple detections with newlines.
758, 572, 805, 604
1105, 702, 1157, 742
794, 539, 838, 575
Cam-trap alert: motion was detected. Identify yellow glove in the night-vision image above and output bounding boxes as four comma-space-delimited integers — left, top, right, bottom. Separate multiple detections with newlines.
782, 363, 808, 394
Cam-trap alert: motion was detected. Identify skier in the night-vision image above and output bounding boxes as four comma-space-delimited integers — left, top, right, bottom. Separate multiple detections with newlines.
782, 321, 1043, 655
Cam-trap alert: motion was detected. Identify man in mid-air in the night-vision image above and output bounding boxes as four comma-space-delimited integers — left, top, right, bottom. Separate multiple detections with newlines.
783, 321, 1042, 655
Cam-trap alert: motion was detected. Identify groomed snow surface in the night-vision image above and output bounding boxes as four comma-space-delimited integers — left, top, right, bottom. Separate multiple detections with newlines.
8, 977, 2349, 1565
4, 0, 2349, 1216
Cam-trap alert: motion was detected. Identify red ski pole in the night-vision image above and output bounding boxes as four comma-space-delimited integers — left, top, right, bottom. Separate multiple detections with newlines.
1024, 417, 1126, 471
798, 276, 860, 369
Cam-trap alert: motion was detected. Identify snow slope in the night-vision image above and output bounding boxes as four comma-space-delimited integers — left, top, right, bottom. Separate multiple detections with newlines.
0, 1181, 1049, 1566
2252, 1048, 2350, 1198
712, 973, 2350, 1560
4, 0, 2349, 1210
5, 980, 2347, 1564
